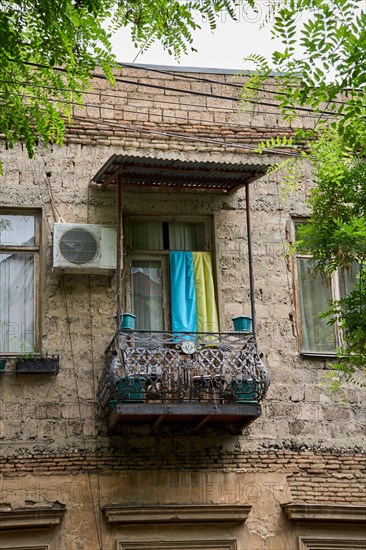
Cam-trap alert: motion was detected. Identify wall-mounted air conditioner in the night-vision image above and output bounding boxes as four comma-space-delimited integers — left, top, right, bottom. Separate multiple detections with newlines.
53, 223, 117, 274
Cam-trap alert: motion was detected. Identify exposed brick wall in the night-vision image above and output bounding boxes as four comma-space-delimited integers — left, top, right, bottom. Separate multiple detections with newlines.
1, 448, 364, 504
62, 66, 308, 153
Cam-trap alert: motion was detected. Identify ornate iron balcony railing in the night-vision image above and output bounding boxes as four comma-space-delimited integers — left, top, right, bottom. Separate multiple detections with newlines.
98, 330, 269, 411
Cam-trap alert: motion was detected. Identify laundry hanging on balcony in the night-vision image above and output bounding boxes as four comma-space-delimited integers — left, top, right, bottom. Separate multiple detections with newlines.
170, 251, 219, 333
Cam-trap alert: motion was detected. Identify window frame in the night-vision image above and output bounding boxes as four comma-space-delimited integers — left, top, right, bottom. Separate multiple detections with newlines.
0, 209, 41, 355
123, 214, 216, 332
291, 218, 340, 357
125, 253, 170, 330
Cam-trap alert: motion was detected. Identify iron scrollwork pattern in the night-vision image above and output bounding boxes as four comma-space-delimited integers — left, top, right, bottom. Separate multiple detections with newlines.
98, 330, 270, 409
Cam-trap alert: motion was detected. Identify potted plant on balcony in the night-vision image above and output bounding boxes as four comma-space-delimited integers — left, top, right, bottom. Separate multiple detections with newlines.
117, 375, 146, 402
116, 313, 136, 330
232, 315, 253, 332
15, 352, 60, 374
226, 378, 259, 403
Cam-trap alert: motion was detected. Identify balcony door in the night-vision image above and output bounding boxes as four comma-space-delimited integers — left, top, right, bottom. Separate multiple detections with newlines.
125, 217, 218, 333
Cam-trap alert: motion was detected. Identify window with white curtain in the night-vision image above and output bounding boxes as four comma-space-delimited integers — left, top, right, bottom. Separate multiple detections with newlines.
124, 217, 218, 332
293, 220, 360, 354
0, 212, 39, 353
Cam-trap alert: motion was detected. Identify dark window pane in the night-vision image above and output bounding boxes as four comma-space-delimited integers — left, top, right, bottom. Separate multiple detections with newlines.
131, 222, 163, 250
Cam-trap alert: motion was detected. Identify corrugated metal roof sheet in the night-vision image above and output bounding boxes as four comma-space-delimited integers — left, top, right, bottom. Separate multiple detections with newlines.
92, 155, 269, 194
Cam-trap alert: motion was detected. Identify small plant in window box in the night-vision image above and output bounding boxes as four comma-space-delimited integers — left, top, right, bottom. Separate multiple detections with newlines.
15, 353, 60, 374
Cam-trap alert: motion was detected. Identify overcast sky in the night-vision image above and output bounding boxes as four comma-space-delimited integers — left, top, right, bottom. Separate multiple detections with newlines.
110, 5, 284, 71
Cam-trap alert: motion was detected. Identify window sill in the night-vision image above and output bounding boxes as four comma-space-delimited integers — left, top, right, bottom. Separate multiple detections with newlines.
300, 351, 338, 360
0, 354, 60, 374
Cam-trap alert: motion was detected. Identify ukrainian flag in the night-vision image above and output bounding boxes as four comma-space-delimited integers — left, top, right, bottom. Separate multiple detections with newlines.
170, 251, 219, 334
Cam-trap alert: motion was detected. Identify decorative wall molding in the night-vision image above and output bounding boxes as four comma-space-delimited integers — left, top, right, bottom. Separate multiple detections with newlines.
103, 504, 251, 525
119, 541, 237, 550
281, 503, 366, 523
299, 537, 366, 550
0, 505, 66, 530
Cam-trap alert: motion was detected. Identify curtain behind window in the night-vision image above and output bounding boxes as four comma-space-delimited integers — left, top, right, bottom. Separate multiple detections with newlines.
169, 223, 205, 250
0, 253, 34, 352
131, 221, 163, 249
297, 258, 335, 352
131, 221, 205, 251
339, 263, 361, 297
131, 259, 164, 331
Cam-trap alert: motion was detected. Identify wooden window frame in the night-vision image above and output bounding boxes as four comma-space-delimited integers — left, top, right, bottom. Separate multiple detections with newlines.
0, 209, 41, 355
290, 218, 360, 356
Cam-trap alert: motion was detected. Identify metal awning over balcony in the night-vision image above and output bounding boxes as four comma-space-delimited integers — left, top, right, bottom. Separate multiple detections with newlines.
97, 330, 269, 433
92, 155, 269, 193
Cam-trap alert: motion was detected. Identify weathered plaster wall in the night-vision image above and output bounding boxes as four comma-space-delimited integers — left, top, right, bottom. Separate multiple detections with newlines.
0, 467, 365, 549
0, 66, 364, 548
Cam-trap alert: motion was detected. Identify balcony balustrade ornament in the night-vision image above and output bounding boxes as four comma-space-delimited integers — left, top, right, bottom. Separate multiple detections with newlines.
98, 330, 269, 411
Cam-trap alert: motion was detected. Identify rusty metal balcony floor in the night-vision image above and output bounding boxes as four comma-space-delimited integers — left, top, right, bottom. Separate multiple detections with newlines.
107, 402, 261, 433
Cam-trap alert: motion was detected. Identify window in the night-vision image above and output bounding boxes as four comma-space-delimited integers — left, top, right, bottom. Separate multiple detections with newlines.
124, 217, 219, 332
293, 220, 360, 354
0, 212, 40, 353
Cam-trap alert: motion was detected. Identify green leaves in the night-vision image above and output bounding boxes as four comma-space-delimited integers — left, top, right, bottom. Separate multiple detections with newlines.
255, 135, 293, 153
242, 0, 366, 152
296, 145, 366, 388
242, 0, 366, 389
298, 142, 366, 270
0, 0, 241, 159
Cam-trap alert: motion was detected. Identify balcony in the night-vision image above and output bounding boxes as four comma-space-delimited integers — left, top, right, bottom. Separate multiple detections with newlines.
97, 330, 269, 433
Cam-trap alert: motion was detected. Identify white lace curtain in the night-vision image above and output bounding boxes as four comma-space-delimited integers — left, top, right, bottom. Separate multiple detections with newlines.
0, 253, 34, 352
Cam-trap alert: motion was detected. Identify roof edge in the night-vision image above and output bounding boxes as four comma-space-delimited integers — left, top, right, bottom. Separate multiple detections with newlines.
118, 61, 281, 77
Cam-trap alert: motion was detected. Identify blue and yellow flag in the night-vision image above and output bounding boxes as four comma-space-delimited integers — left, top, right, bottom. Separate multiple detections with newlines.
170, 251, 219, 334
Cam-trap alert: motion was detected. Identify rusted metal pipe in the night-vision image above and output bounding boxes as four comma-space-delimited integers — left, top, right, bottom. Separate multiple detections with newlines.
245, 183, 256, 334
116, 177, 122, 328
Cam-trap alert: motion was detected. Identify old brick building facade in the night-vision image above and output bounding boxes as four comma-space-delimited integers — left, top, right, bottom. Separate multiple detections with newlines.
0, 64, 365, 549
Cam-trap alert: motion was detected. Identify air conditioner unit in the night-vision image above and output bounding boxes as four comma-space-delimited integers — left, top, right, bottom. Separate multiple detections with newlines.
53, 223, 117, 274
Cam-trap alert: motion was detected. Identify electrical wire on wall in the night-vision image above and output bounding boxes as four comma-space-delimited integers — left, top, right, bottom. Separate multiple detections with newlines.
61, 279, 104, 550
0, 75, 344, 122
117, 62, 349, 107
275, 178, 300, 351
87, 277, 105, 548
1, 60, 348, 116
43, 173, 65, 223
0, 160, 69, 459
71, 114, 302, 158
86, 140, 106, 548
